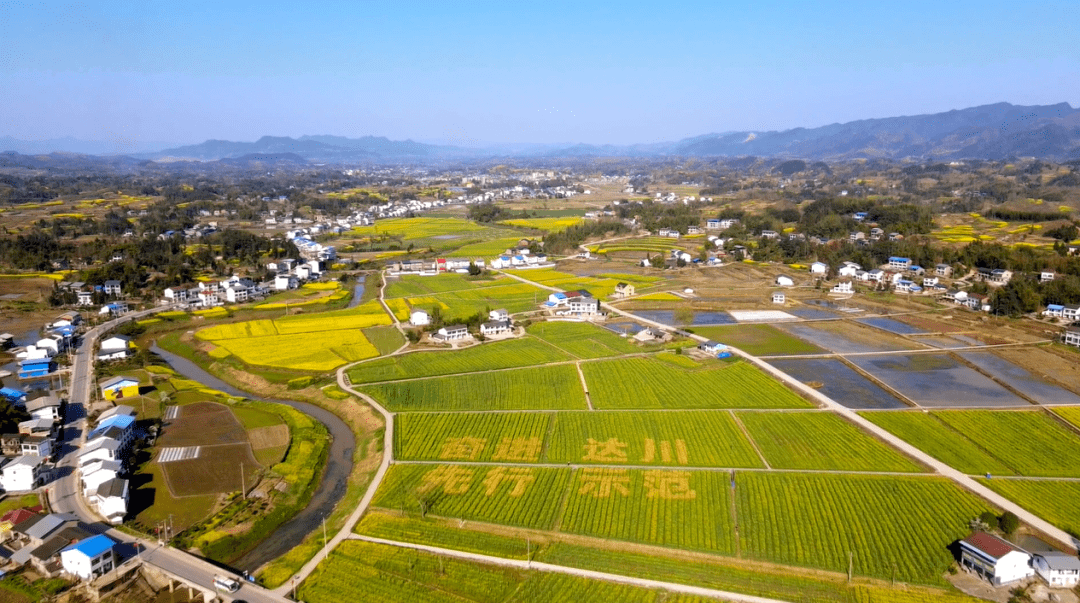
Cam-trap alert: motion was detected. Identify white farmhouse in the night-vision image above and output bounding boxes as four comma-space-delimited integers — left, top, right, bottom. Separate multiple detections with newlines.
1033, 552, 1080, 588
959, 532, 1034, 586
0, 455, 47, 492
809, 262, 827, 275
60, 534, 116, 580
775, 275, 794, 287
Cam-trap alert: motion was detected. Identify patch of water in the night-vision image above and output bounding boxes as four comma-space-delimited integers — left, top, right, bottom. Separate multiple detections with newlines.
788, 308, 840, 320
631, 310, 735, 326
781, 324, 904, 354
850, 354, 1027, 407
346, 281, 367, 309
768, 358, 908, 409
957, 352, 1080, 405
856, 317, 927, 335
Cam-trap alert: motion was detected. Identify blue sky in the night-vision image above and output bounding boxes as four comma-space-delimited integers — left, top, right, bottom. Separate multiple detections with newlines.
1, 0, 1077, 147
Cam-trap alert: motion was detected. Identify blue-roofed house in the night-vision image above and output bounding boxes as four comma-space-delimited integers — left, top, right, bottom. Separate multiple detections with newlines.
89, 414, 136, 450
60, 534, 115, 580
1044, 304, 1066, 318
887, 257, 912, 271
0, 387, 25, 405
18, 358, 53, 379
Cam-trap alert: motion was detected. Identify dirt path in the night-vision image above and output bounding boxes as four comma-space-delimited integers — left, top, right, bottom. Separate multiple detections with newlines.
575, 362, 593, 410
351, 534, 792, 603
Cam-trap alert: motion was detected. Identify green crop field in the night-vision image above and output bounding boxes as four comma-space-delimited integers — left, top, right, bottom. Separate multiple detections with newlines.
582, 357, 812, 409
537, 544, 981, 603
383, 298, 411, 320
931, 410, 1080, 477
348, 338, 573, 383
690, 324, 825, 356
506, 573, 670, 603
977, 478, 1080, 536
298, 540, 523, 603
735, 473, 990, 585
355, 512, 532, 559
396, 410, 765, 467
372, 464, 571, 529
1051, 406, 1080, 431
859, 411, 1015, 475
526, 320, 642, 358
447, 237, 524, 257
559, 468, 737, 553
363, 326, 406, 356
735, 412, 923, 472
396, 412, 552, 460
385, 274, 507, 298
546, 411, 764, 468
366, 366, 586, 412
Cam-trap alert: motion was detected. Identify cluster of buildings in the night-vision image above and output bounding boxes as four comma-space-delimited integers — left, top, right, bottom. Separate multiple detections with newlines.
425, 309, 516, 342
389, 257, 486, 276
0, 389, 60, 493
546, 290, 602, 317
78, 381, 139, 524
164, 274, 272, 308
1, 509, 118, 580
959, 531, 1080, 589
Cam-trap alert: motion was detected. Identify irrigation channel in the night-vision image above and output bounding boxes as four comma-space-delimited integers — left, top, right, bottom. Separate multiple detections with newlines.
150, 343, 355, 573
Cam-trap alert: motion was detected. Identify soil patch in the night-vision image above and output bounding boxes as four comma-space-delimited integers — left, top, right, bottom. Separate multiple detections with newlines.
248, 424, 290, 450
161, 442, 260, 497
159, 402, 248, 447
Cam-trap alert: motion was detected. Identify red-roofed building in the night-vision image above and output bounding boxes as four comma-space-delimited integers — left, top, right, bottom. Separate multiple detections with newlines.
960, 532, 1034, 585
2, 507, 40, 526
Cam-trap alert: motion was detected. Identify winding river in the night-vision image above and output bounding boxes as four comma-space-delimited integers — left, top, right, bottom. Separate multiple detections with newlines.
150, 343, 355, 572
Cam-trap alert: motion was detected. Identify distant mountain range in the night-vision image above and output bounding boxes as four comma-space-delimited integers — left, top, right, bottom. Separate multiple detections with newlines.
3, 102, 1079, 164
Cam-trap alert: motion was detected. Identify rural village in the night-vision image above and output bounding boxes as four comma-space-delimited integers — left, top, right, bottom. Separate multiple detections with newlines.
1, 154, 1080, 603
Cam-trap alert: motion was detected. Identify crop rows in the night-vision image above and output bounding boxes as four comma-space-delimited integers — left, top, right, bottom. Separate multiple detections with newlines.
372, 464, 571, 529
395, 412, 552, 460
736, 412, 924, 472
526, 321, 641, 359
214, 330, 379, 371
931, 410, 1080, 477
977, 478, 1080, 536
582, 357, 811, 409
383, 298, 411, 320
348, 338, 573, 383
507, 573, 662, 603
394, 410, 766, 467
355, 512, 532, 559
365, 366, 586, 412
559, 468, 736, 553
298, 540, 521, 603
546, 411, 764, 467
735, 473, 988, 585
859, 411, 1014, 475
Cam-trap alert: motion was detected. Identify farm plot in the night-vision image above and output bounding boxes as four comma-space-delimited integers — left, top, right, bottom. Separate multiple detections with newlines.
781, 322, 919, 354
499, 217, 583, 232
348, 338, 573, 383
956, 352, 1080, 405
546, 411, 764, 468
159, 402, 249, 446
931, 410, 1080, 477
447, 237, 525, 258
859, 411, 1015, 475
395, 412, 553, 461
526, 320, 642, 358
559, 468, 736, 554
426, 283, 546, 317
855, 317, 927, 335
767, 358, 907, 409
298, 540, 524, 603
371, 464, 571, 529
364, 366, 586, 411
385, 273, 508, 298
735, 473, 990, 585
977, 479, 1080, 536
157, 401, 262, 497
212, 330, 379, 371
355, 512, 533, 559
736, 412, 923, 472
583, 357, 812, 409
691, 324, 824, 356
849, 354, 1027, 407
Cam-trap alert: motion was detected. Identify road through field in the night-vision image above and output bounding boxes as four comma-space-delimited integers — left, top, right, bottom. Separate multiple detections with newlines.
351, 534, 792, 603
149, 344, 356, 572
501, 269, 1080, 551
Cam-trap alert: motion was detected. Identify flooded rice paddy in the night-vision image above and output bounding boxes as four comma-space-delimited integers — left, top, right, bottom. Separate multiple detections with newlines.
848, 354, 1028, 407
767, 358, 908, 409
957, 352, 1080, 405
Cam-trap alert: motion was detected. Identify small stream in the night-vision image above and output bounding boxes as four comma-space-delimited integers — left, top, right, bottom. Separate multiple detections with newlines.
345, 280, 366, 309
149, 343, 355, 573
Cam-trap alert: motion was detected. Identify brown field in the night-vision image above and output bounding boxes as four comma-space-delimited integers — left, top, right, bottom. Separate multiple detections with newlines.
247, 424, 290, 450
161, 442, 260, 497
159, 402, 248, 447
994, 346, 1080, 396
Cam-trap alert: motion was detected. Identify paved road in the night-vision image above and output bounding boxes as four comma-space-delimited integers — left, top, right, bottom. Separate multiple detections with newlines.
351, 535, 790, 603
48, 305, 291, 603
503, 270, 1080, 551
271, 365, 394, 596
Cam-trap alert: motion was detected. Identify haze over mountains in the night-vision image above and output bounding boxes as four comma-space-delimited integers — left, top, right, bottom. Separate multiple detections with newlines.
4, 102, 1079, 165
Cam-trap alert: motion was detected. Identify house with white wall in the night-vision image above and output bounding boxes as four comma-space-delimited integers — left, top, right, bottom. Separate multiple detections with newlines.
959, 532, 1033, 586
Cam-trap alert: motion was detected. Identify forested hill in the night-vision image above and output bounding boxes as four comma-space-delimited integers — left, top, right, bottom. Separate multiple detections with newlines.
671, 102, 1080, 161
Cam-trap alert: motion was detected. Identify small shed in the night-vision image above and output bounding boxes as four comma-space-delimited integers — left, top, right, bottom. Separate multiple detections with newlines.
99, 376, 139, 401
772, 292, 786, 304
959, 532, 1033, 586
775, 276, 794, 287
